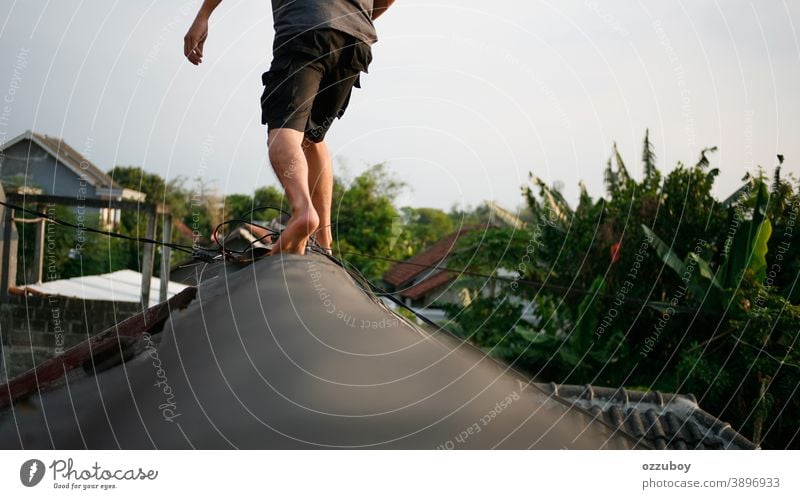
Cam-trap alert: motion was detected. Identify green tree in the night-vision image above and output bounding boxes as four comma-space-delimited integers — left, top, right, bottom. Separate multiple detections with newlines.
448, 202, 493, 227
16, 206, 129, 282
332, 163, 405, 280
253, 185, 290, 219
222, 194, 254, 220
108, 166, 193, 270
443, 132, 800, 449
218, 186, 288, 239
398, 206, 454, 256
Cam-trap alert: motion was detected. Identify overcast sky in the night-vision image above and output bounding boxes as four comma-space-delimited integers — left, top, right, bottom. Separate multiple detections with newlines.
1, 0, 798, 211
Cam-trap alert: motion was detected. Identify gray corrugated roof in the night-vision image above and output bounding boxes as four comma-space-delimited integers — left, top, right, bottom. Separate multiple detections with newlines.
537, 383, 755, 450
0, 254, 646, 449
0, 249, 754, 450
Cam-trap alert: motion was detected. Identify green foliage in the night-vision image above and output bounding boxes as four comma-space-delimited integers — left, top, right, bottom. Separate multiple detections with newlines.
448, 202, 494, 227
442, 132, 800, 448
109, 166, 167, 200
332, 163, 406, 280
15, 206, 129, 283
440, 297, 530, 359
720, 175, 773, 287
220, 186, 290, 222
109, 165, 196, 269
253, 185, 290, 217
16, 160, 430, 286
400, 207, 454, 252
222, 194, 254, 220
449, 227, 530, 275
446, 227, 532, 299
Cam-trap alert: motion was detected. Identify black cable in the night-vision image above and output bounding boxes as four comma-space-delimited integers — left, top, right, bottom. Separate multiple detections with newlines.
0, 198, 675, 308
1, 200, 292, 265
211, 218, 278, 256
345, 262, 443, 330
0, 199, 198, 255
241, 221, 338, 255
335, 248, 587, 294
0, 200, 289, 264
307, 242, 446, 333
213, 205, 289, 256
332, 248, 684, 308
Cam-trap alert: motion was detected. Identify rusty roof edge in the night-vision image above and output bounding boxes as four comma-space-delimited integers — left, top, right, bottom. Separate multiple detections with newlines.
0, 286, 198, 410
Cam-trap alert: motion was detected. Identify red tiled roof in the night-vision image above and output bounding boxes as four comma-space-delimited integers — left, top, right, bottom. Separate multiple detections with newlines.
398, 271, 455, 300
174, 220, 196, 241
383, 226, 477, 287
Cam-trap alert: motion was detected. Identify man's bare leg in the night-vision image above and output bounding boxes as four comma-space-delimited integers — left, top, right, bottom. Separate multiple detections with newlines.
268, 128, 319, 255
303, 138, 333, 253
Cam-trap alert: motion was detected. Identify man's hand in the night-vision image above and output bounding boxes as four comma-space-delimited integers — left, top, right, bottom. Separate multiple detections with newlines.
184, 1, 221, 65
184, 16, 208, 65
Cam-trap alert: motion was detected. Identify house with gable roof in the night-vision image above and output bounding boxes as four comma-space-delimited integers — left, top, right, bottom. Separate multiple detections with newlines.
0, 130, 145, 228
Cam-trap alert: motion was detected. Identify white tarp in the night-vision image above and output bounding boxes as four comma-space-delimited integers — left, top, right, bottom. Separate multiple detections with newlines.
25, 269, 188, 307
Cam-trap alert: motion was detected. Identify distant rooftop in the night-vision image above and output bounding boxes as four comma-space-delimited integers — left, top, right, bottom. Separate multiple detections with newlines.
23, 269, 188, 307
383, 226, 476, 297
29, 131, 121, 190
0, 130, 145, 200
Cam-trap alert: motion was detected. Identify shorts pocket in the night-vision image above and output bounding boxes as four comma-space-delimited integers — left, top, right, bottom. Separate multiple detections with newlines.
260, 58, 298, 126
336, 71, 361, 117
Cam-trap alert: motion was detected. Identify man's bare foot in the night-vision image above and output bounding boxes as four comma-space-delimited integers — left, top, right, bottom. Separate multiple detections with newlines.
269, 209, 320, 256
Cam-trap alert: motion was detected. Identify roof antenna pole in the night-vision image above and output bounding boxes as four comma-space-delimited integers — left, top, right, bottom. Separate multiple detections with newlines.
0, 184, 19, 299
159, 212, 172, 304
31, 217, 45, 284
140, 207, 156, 309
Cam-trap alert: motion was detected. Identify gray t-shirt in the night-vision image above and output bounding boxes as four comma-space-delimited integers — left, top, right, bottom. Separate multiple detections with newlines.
271, 0, 377, 45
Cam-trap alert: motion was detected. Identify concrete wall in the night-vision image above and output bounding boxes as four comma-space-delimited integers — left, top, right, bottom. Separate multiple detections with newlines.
0, 295, 142, 383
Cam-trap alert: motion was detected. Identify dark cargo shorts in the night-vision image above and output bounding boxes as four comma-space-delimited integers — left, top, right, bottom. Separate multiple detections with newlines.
260, 29, 372, 143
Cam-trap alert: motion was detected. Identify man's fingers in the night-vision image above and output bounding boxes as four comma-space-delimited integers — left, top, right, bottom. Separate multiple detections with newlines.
183, 19, 207, 65
183, 35, 203, 64
189, 47, 202, 65
184, 35, 199, 58
183, 33, 206, 63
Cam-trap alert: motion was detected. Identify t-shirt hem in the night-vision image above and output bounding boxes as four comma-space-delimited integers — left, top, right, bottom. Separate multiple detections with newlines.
275, 21, 377, 45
